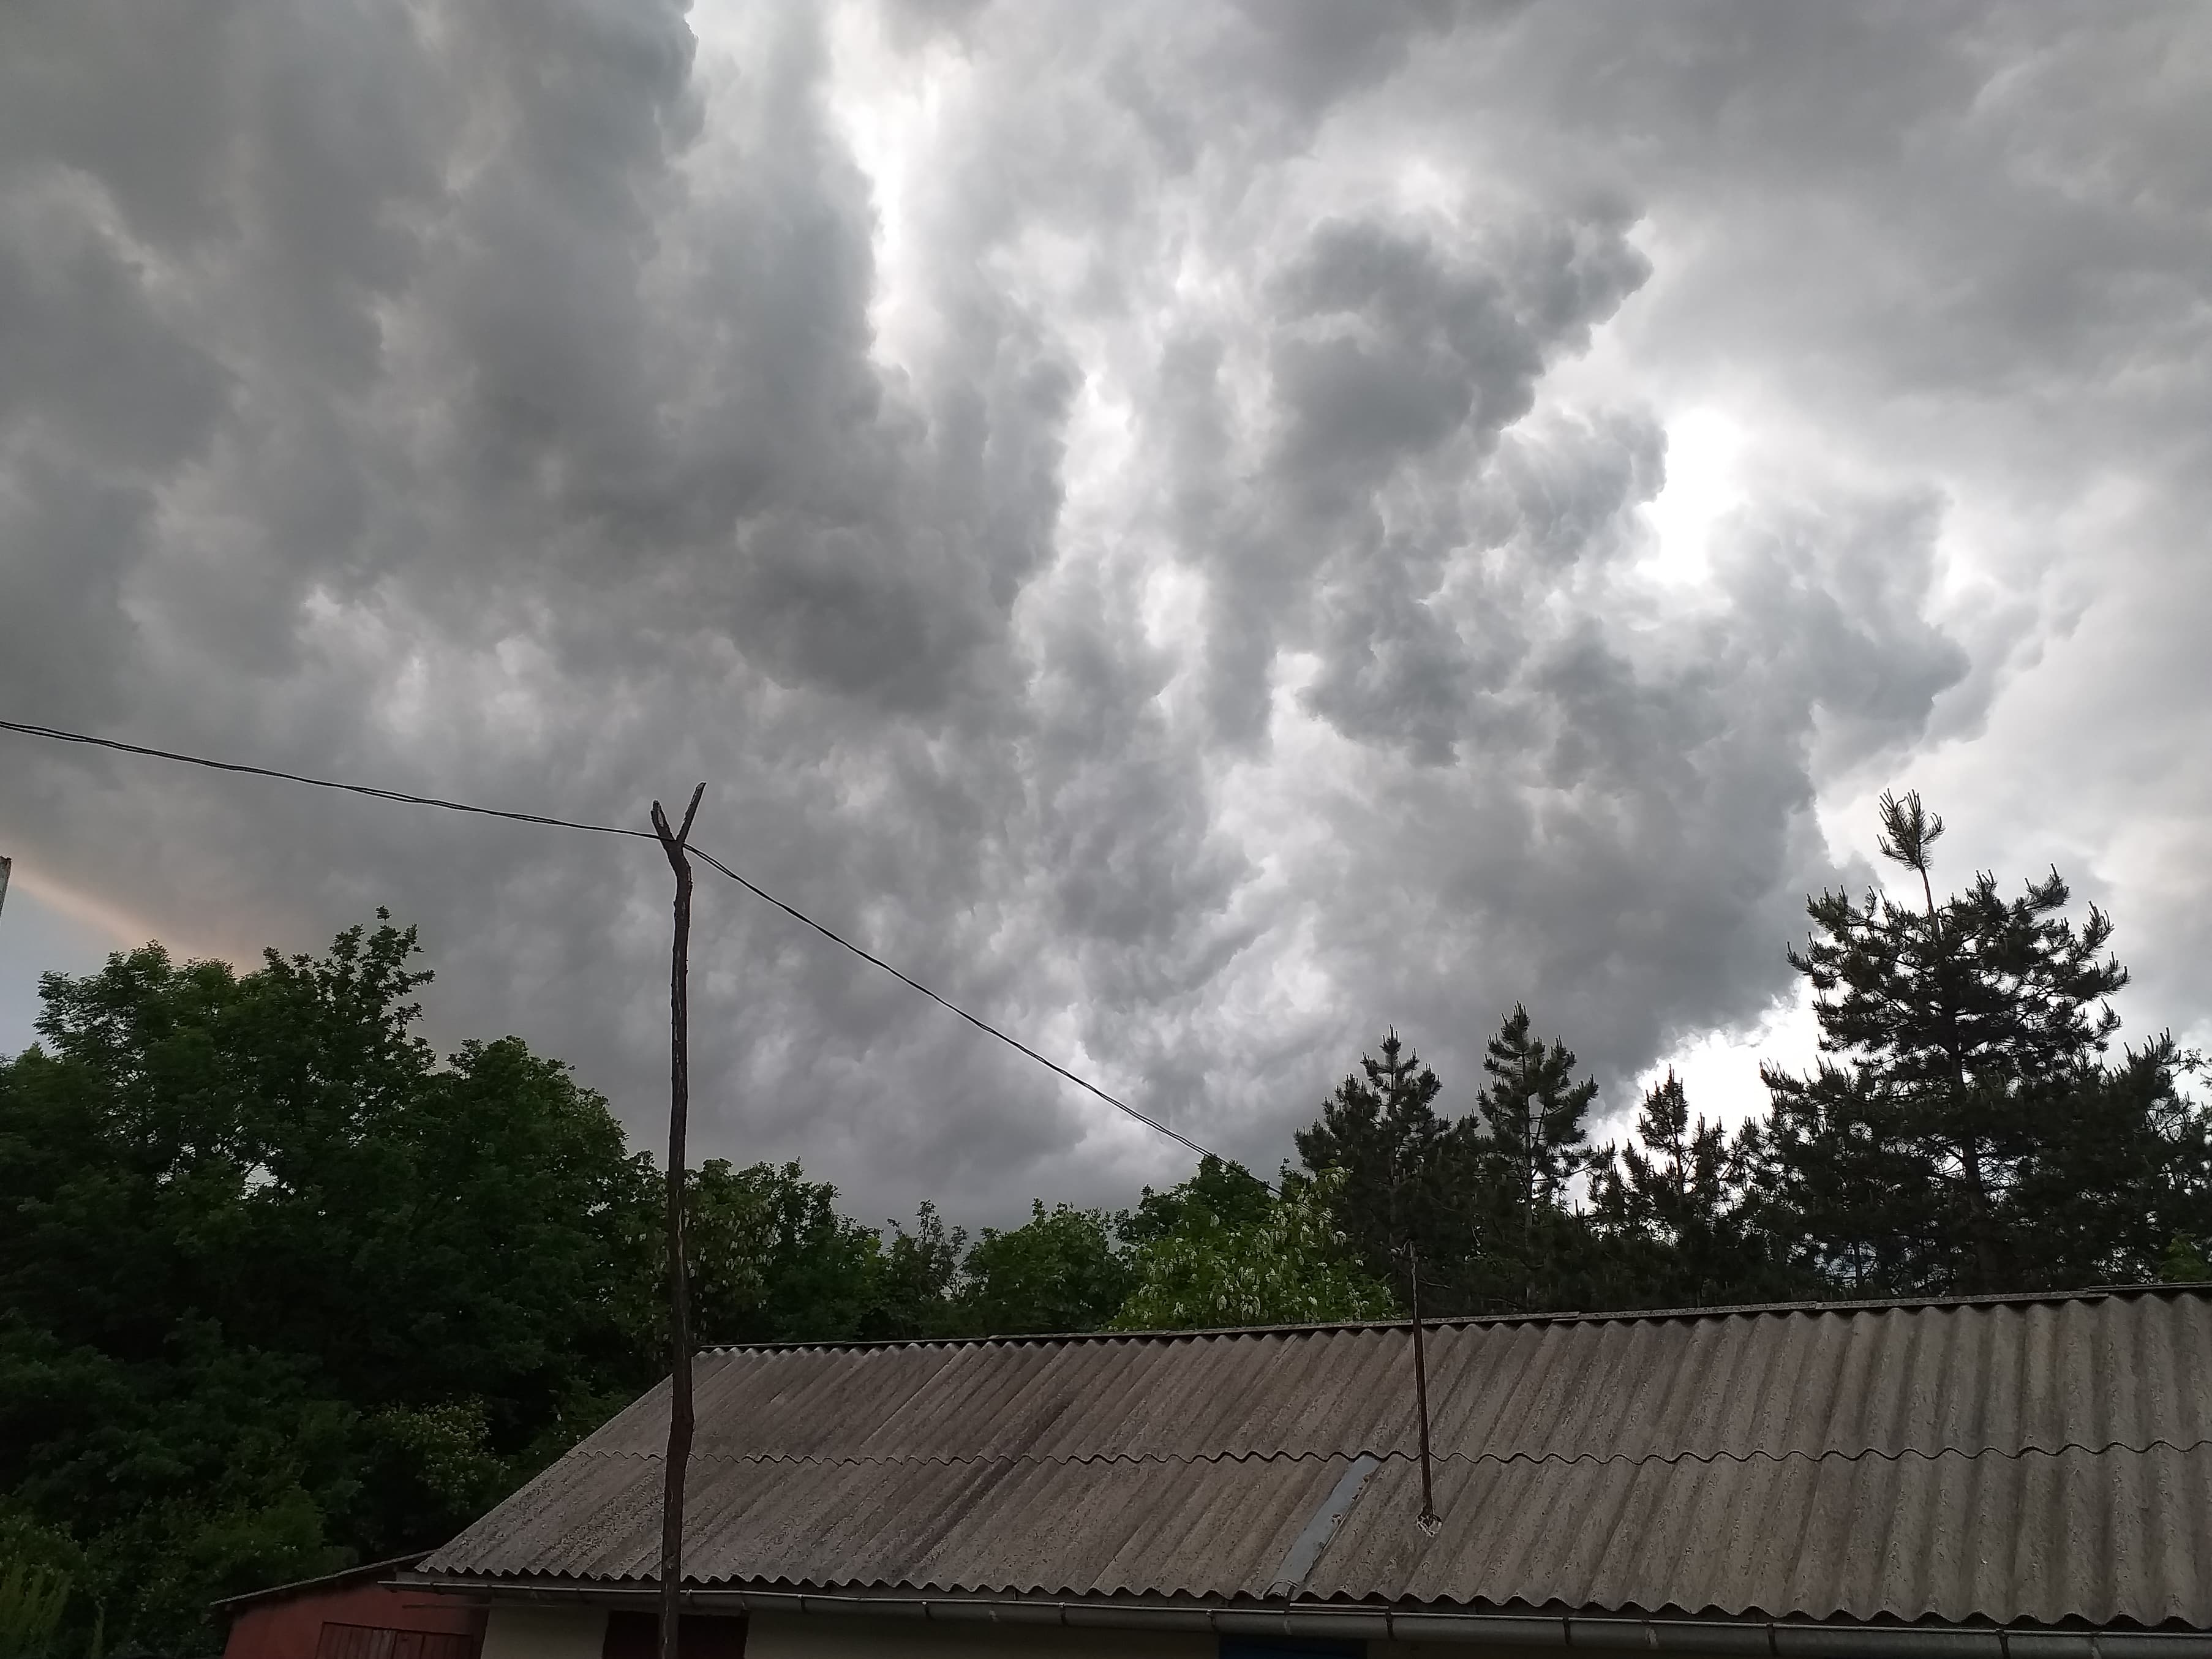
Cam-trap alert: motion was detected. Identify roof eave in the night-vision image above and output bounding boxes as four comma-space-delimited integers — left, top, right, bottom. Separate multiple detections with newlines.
211, 1555, 432, 1614
394, 1574, 2212, 1655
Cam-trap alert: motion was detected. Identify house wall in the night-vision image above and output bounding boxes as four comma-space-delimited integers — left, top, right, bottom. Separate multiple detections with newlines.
745, 1623, 1753, 1658
478, 1604, 1750, 1659
482, 1606, 608, 1659
744, 1614, 1211, 1658
479, 1608, 1211, 1659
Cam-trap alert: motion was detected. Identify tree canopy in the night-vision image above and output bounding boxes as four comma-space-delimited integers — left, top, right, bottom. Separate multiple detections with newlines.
0, 919, 658, 1657
1589, 1070, 1779, 1307
0, 920, 1392, 1655
5, 791, 2206, 1655
1114, 1164, 1393, 1330
1758, 790, 2207, 1293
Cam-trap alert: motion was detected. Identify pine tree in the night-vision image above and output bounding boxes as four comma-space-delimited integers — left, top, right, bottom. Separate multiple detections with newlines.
1294, 1029, 1484, 1312
2008, 1034, 2212, 1287
1756, 1058, 1932, 1292
1592, 1072, 1780, 1307
1470, 1005, 1599, 1310
1763, 790, 2161, 1293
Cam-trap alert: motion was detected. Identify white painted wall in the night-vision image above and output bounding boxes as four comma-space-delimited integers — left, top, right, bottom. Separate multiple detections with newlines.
743, 1614, 1213, 1659
476, 1603, 1680, 1658
481, 1606, 609, 1659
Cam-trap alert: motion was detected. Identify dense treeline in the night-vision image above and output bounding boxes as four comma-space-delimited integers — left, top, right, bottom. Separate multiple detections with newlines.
4, 794, 2206, 1656
0, 919, 1391, 1659
1298, 794, 2211, 1315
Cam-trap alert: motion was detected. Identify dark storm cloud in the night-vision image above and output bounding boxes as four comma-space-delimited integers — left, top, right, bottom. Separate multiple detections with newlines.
1192, 210, 1650, 750
1, 0, 2204, 1219
1274, 218, 1652, 761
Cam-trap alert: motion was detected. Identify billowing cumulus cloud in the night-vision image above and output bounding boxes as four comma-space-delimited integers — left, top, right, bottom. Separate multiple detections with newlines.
1, 0, 2206, 1224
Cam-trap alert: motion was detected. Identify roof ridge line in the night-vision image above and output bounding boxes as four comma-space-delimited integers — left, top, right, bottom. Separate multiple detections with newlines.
554, 1435, 2212, 1472
693, 1281, 2212, 1353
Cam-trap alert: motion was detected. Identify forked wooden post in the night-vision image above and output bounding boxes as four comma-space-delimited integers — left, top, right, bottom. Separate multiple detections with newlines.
650, 783, 706, 1659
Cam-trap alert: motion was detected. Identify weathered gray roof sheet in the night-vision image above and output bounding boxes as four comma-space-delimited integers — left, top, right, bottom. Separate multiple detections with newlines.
421, 1288, 2212, 1628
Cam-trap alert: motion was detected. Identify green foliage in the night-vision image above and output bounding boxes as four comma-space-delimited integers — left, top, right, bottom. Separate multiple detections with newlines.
687, 1164, 974, 1342
688, 1161, 892, 1344
0, 917, 658, 1657
9, 793, 2208, 1658
1124, 1154, 1274, 1245
2000, 1036, 2212, 1289
0, 1517, 89, 1659
1759, 791, 2205, 1293
1590, 1072, 1785, 1307
1114, 1168, 1395, 1330
1296, 1017, 1608, 1315
2159, 1230, 2211, 1283
1465, 1006, 1602, 1309
958, 1203, 1132, 1334
1475, 1006, 1597, 1214
1294, 1032, 1486, 1311
366, 1401, 510, 1518
0, 1560, 72, 1659
872, 1202, 968, 1336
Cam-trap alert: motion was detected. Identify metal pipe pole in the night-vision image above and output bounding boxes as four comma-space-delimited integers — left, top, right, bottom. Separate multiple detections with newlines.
1406, 1243, 1440, 1534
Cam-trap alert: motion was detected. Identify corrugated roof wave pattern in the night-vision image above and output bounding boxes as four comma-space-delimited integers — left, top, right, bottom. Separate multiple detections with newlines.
579, 1295, 2212, 1465
424, 1443, 2212, 1625
423, 1290, 2212, 1627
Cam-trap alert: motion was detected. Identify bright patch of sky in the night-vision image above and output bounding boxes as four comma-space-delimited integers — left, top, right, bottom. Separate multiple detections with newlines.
1641, 409, 1747, 587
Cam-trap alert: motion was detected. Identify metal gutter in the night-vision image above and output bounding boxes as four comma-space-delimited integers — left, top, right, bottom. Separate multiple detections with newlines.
213, 1555, 431, 1613
396, 1577, 2212, 1655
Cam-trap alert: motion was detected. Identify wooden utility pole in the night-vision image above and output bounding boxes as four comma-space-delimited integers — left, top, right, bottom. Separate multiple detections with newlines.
650, 783, 706, 1659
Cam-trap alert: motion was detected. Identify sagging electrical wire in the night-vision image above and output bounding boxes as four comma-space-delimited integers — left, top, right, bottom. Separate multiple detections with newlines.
0, 715, 1232, 1172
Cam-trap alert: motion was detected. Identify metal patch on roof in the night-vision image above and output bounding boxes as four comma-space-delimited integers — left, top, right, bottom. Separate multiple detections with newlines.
1268, 1453, 1380, 1595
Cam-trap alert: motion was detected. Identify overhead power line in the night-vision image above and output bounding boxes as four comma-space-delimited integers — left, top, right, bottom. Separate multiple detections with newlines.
0, 718, 658, 841
682, 841, 1218, 1162
0, 715, 1228, 1170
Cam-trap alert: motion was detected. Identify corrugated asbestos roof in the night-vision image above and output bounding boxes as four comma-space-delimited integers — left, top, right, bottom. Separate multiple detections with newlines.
420, 1288, 2212, 1628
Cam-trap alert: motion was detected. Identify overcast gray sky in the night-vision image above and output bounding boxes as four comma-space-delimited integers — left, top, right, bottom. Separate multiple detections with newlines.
2, 1, 2207, 1226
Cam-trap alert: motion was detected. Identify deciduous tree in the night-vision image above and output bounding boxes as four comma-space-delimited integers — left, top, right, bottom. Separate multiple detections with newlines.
957, 1202, 1132, 1334
0, 919, 658, 1655
1113, 1168, 1393, 1330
